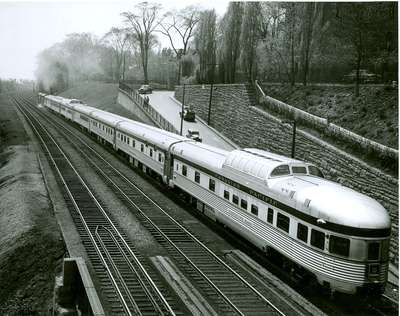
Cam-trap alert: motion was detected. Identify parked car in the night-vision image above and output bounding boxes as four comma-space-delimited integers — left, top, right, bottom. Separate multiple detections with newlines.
138, 85, 152, 94
180, 105, 196, 122
186, 129, 202, 142
343, 69, 381, 83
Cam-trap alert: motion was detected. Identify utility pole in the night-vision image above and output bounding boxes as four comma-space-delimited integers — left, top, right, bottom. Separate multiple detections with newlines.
207, 83, 213, 125
180, 84, 186, 136
283, 120, 297, 158
206, 63, 218, 126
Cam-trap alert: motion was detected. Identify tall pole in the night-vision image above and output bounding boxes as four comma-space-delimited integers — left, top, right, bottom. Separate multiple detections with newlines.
207, 83, 213, 125
291, 121, 296, 158
180, 84, 185, 136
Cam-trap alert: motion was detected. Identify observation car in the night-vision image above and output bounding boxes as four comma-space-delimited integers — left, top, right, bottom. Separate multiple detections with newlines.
39, 94, 391, 295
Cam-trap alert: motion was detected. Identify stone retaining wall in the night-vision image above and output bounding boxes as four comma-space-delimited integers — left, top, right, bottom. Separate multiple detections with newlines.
175, 84, 398, 263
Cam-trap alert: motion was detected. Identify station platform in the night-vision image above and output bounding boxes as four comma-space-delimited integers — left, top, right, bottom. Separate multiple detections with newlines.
147, 91, 237, 151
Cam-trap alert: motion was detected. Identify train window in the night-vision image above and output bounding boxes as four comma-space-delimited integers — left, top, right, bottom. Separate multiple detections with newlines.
311, 229, 325, 250
240, 199, 248, 210
267, 208, 274, 224
150, 149, 153, 157
209, 179, 215, 192
158, 153, 162, 162
195, 171, 200, 183
292, 166, 307, 174
140, 144, 144, 152
232, 194, 239, 205
368, 242, 380, 261
182, 165, 187, 176
297, 223, 308, 243
132, 140, 135, 147
270, 165, 290, 177
251, 205, 258, 216
223, 190, 229, 200
128, 139, 130, 145
277, 213, 290, 233
308, 166, 324, 178
329, 235, 350, 257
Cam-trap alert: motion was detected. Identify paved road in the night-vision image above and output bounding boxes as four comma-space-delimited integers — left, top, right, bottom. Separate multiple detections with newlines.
148, 91, 236, 151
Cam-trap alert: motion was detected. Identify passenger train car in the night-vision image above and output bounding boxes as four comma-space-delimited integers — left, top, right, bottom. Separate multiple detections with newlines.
38, 93, 391, 295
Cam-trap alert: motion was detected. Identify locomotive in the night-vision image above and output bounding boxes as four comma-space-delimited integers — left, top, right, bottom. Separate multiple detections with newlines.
38, 92, 391, 295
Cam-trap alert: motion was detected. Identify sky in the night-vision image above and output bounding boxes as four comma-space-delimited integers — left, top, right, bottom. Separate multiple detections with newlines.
0, 0, 230, 80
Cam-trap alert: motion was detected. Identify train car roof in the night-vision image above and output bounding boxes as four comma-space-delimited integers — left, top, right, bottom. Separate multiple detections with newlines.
118, 120, 185, 151
172, 141, 229, 171
223, 148, 309, 180
271, 175, 391, 230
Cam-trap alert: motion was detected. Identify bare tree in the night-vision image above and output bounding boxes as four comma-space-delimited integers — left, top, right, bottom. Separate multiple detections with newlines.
158, 6, 200, 83
195, 10, 217, 83
122, 2, 162, 84
219, 2, 244, 83
102, 27, 129, 81
240, 2, 262, 83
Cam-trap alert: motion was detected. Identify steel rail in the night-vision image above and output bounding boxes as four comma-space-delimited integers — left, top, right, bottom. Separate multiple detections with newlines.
94, 226, 141, 315
13, 98, 133, 316
21, 96, 177, 316
96, 225, 167, 315
24, 95, 286, 315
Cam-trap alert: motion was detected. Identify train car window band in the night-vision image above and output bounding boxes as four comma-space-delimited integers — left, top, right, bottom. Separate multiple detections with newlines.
232, 194, 239, 205
174, 155, 390, 238
329, 235, 350, 257
292, 166, 307, 174
223, 190, 229, 200
195, 171, 200, 183
277, 213, 290, 233
297, 223, 308, 243
240, 199, 248, 210
270, 165, 290, 177
311, 229, 325, 250
209, 179, 215, 192
267, 208, 274, 224
182, 165, 187, 176
308, 166, 324, 178
251, 205, 258, 216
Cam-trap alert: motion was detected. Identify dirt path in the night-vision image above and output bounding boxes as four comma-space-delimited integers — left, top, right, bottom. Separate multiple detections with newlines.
0, 92, 65, 315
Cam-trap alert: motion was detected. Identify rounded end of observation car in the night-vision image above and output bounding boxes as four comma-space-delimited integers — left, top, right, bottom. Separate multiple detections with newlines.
297, 183, 391, 230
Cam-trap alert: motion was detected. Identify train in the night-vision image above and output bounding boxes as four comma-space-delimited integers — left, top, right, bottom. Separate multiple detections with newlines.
37, 92, 391, 295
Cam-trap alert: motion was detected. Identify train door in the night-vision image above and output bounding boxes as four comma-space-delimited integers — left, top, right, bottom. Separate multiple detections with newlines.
163, 152, 174, 185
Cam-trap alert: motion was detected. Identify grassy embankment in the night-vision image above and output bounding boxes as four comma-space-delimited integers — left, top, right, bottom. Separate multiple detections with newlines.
262, 84, 398, 149
60, 81, 142, 122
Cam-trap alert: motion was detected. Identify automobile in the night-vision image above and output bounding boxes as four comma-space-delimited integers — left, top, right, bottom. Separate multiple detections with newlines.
180, 105, 196, 122
343, 69, 381, 83
186, 129, 202, 142
138, 85, 153, 94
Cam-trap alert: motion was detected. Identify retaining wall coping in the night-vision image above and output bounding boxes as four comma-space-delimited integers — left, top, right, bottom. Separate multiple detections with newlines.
251, 106, 398, 184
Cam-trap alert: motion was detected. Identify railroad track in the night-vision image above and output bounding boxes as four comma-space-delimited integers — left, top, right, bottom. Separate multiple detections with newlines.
17, 94, 317, 315
13, 96, 177, 316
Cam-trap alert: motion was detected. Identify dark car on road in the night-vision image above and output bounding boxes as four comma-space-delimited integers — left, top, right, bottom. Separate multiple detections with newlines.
180, 105, 196, 122
186, 129, 202, 142
138, 85, 152, 94
343, 69, 381, 83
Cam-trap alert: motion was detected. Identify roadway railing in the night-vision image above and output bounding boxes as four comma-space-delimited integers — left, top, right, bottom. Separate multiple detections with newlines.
119, 82, 179, 134
254, 80, 398, 161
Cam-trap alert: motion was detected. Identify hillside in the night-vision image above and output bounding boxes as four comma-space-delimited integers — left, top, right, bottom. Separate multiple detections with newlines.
261, 84, 398, 149
59, 82, 142, 122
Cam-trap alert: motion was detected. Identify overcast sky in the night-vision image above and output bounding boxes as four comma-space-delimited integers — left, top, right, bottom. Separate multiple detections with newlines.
0, 0, 230, 80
